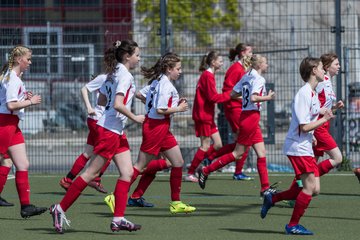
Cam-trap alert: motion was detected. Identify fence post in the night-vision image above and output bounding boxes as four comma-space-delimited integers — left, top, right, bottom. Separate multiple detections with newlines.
160, 0, 167, 55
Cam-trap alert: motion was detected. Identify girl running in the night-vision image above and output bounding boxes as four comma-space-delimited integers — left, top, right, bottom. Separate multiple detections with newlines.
50, 40, 144, 234
260, 57, 334, 235
0, 45, 47, 218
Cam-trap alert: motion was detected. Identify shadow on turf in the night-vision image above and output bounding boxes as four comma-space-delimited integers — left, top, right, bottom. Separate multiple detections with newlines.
220, 227, 283, 235
39, 191, 97, 197
320, 192, 360, 197
25, 227, 136, 236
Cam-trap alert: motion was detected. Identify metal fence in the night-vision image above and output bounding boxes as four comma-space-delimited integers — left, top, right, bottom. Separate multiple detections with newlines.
1, 0, 360, 173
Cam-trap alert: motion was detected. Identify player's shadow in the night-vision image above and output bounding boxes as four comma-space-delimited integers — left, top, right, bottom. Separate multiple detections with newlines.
220, 227, 283, 235
25, 227, 136, 236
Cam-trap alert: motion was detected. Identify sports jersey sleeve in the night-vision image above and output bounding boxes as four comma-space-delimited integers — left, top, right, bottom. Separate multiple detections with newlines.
294, 90, 311, 124
201, 72, 230, 104
139, 85, 150, 98
116, 74, 133, 95
156, 82, 173, 109
86, 74, 106, 93
233, 78, 243, 94
251, 77, 265, 95
6, 77, 22, 102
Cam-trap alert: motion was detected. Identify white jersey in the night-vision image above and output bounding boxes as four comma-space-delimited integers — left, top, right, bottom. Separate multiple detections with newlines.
85, 74, 106, 121
315, 75, 336, 109
283, 83, 320, 156
139, 84, 150, 98
233, 69, 266, 111
96, 63, 136, 135
144, 74, 179, 119
0, 70, 27, 120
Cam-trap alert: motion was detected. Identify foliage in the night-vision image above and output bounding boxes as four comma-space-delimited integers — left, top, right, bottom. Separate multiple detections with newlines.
136, 0, 242, 47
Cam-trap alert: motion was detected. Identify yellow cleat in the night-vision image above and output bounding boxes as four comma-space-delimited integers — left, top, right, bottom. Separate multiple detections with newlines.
104, 193, 115, 213
169, 201, 196, 214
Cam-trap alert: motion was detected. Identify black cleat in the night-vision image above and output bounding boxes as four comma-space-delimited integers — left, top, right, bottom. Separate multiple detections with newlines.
0, 196, 14, 207
20, 204, 47, 218
197, 167, 208, 190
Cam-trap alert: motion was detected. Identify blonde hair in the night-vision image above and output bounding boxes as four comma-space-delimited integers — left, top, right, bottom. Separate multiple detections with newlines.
0, 45, 31, 82
247, 54, 266, 70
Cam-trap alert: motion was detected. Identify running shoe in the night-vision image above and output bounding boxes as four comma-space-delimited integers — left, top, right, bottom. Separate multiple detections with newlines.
0, 196, 14, 207
285, 224, 313, 235
88, 180, 108, 194
128, 197, 154, 207
59, 177, 72, 191
20, 204, 47, 218
110, 218, 141, 232
183, 174, 199, 183
260, 191, 274, 219
169, 201, 196, 214
197, 168, 208, 190
104, 193, 115, 213
49, 204, 71, 234
260, 182, 281, 197
233, 173, 254, 181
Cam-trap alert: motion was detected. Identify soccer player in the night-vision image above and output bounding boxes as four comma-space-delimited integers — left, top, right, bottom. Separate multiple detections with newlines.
260, 57, 334, 235
0, 45, 47, 217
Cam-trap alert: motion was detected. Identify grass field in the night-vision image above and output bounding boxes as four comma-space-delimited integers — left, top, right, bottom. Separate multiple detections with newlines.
0, 173, 359, 240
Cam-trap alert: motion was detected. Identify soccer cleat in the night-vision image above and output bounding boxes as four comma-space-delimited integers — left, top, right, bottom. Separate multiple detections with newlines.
110, 218, 141, 232
197, 168, 208, 189
104, 193, 115, 213
0, 196, 14, 207
260, 182, 281, 197
50, 204, 71, 234
285, 224, 314, 235
128, 197, 154, 207
20, 204, 47, 218
169, 201, 196, 214
260, 191, 274, 219
233, 173, 254, 181
183, 174, 199, 183
59, 177, 72, 191
88, 180, 108, 194
354, 168, 360, 183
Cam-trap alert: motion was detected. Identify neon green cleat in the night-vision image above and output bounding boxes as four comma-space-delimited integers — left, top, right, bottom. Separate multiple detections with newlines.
169, 201, 196, 214
104, 193, 115, 213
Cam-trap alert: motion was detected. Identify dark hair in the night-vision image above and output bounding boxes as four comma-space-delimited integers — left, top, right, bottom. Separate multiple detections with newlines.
320, 52, 338, 72
228, 43, 251, 62
103, 45, 117, 74
299, 57, 322, 82
114, 39, 138, 64
199, 51, 221, 72
0, 45, 31, 82
141, 52, 181, 84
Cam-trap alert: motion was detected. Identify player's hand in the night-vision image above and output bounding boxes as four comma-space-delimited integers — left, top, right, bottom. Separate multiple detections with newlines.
87, 107, 96, 116
134, 114, 145, 124
177, 99, 189, 112
30, 95, 41, 105
335, 100, 344, 109
267, 90, 275, 100
26, 91, 33, 100
323, 109, 334, 121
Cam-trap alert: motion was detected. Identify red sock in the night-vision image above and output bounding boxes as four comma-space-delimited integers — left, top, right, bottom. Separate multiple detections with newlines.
272, 178, 301, 203
68, 154, 90, 179
0, 166, 11, 193
187, 148, 206, 175
234, 147, 249, 175
206, 145, 216, 158
59, 176, 88, 212
170, 167, 182, 201
318, 159, 333, 176
131, 173, 156, 199
114, 179, 130, 217
99, 159, 111, 177
288, 191, 312, 226
204, 153, 235, 175
143, 159, 168, 174
130, 167, 141, 185
208, 143, 236, 161
15, 171, 30, 206
257, 157, 269, 192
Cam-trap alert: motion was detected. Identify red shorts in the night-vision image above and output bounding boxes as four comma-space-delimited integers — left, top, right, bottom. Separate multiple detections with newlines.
93, 126, 129, 160
86, 118, 98, 146
224, 107, 242, 133
140, 117, 178, 156
194, 120, 218, 137
313, 121, 337, 156
288, 155, 319, 177
236, 111, 263, 146
0, 114, 25, 158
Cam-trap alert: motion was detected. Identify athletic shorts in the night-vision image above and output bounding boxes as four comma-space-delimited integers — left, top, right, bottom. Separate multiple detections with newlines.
0, 114, 24, 158
236, 111, 263, 146
93, 126, 129, 160
313, 121, 337, 157
86, 118, 98, 146
288, 155, 319, 177
224, 107, 242, 133
194, 120, 218, 137
140, 117, 178, 156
